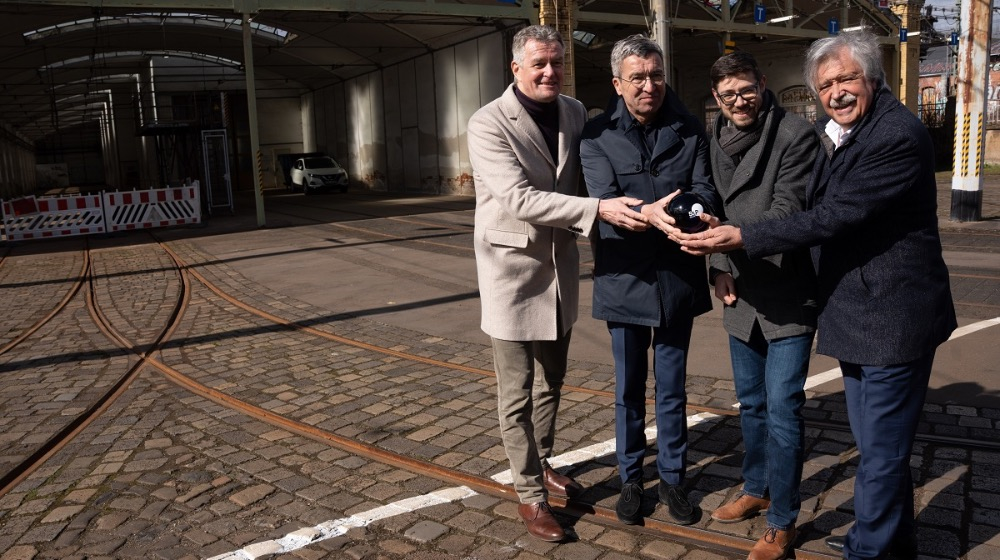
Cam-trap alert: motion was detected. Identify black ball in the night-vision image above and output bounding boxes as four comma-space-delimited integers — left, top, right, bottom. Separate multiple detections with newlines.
667, 192, 708, 233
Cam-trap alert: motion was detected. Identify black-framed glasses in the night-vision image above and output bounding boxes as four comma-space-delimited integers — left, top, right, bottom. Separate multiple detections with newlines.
715, 84, 760, 106
620, 73, 666, 87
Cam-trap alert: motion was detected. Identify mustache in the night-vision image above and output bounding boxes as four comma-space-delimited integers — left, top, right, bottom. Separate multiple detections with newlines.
829, 92, 857, 108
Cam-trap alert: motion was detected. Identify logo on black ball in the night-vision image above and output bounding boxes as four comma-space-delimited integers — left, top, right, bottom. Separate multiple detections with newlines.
667, 193, 709, 233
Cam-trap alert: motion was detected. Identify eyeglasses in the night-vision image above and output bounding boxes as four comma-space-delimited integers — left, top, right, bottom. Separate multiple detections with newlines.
715, 84, 760, 106
620, 73, 666, 87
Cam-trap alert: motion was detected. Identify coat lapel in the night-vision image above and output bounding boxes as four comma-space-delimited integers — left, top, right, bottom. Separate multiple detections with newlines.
555, 96, 574, 179
500, 85, 556, 174
649, 124, 681, 163
726, 136, 766, 196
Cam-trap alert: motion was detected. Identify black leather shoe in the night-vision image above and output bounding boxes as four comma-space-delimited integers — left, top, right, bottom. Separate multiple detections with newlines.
658, 481, 698, 525
825, 535, 845, 552
616, 481, 643, 525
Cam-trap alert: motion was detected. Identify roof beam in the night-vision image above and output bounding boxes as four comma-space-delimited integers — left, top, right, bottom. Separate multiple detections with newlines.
575, 11, 899, 44
7, 0, 538, 20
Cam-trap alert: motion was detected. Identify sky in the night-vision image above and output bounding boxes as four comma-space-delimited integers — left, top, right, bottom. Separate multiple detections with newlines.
922, 0, 997, 33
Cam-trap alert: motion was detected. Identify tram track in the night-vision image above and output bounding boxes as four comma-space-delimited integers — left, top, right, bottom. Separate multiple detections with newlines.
0, 244, 89, 356
0, 240, 186, 499
0, 237, 802, 559
159, 236, 1000, 453
141, 239, 830, 559
1, 223, 996, 558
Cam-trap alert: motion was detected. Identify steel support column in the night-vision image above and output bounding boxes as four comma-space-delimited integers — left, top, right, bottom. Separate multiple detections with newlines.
651, 0, 672, 87
242, 13, 265, 227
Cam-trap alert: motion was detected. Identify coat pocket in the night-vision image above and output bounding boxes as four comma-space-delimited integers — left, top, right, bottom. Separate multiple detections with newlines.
485, 228, 529, 248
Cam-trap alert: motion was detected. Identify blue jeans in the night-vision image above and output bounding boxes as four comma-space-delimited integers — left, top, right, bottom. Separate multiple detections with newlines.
609, 316, 693, 486
729, 326, 813, 530
840, 353, 933, 560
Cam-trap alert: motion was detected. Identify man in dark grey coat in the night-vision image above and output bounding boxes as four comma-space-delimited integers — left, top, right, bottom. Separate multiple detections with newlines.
705, 52, 818, 560
671, 30, 956, 560
580, 34, 720, 527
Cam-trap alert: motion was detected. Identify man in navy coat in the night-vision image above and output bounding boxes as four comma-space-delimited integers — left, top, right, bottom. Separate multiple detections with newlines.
671, 30, 956, 559
580, 34, 720, 527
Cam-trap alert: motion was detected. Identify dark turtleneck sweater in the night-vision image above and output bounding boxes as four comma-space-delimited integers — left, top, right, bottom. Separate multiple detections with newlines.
514, 85, 560, 163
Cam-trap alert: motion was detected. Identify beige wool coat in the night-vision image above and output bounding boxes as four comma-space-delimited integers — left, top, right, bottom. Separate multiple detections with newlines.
468, 85, 600, 341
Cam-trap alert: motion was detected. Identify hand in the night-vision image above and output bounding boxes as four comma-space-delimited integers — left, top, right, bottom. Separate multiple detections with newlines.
713, 273, 738, 306
670, 222, 744, 255
599, 197, 649, 231
644, 190, 682, 234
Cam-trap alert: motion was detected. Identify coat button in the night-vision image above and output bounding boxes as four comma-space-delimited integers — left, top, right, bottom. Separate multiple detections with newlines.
650, 169, 659, 177
633, 164, 641, 171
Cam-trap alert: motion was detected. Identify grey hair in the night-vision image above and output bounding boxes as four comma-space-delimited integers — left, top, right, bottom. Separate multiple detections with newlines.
610, 34, 664, 78
803, 29, 885, 95
512, 25, 564, 65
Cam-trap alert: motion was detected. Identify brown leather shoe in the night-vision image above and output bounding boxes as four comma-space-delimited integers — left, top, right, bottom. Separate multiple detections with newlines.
748, 526, 797, 560
711, 494, 770, 523
543, 466, 584, 499
517, 502, 565, 542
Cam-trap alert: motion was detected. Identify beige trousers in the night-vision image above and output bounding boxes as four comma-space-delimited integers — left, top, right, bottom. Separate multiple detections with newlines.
491, 329, 571, 504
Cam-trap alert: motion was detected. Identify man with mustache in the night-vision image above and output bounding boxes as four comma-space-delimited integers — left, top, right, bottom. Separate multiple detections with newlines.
704, 51, 818, 560
667, 30, 956, 559
580, 34, 720, 527
467, 24, 646, 543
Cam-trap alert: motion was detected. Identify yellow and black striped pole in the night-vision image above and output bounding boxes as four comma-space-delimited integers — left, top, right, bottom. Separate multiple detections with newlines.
950, 0, 991, 222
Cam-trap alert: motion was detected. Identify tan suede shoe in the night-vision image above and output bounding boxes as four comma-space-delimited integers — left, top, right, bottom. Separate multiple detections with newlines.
711, 494, 770, 523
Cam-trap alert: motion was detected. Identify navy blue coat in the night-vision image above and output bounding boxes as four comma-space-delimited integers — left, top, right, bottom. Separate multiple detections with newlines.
581, 91, 720, 327
742, 87, 956, 364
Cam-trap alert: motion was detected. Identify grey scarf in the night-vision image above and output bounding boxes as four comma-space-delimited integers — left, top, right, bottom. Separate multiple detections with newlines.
717, 90, 773, 163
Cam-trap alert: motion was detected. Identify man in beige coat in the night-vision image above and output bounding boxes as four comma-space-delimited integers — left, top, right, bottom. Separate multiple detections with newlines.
467, 25, 646, 542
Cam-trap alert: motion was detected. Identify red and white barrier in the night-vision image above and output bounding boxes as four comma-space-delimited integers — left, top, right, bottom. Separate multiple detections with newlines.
103, 185, 201, 232
2, 194, 105, 241
1, 183, 202, 242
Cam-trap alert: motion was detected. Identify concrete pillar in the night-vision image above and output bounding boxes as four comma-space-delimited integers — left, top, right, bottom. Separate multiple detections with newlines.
890, 0, 923, 113
539, 0, 576, 97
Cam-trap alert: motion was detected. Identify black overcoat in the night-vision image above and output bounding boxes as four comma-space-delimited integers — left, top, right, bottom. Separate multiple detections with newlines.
581, 90, 720, 327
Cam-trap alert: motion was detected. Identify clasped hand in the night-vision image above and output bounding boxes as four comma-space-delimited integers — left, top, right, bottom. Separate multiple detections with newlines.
647, 190, 743, 256
598, 197, 649, 231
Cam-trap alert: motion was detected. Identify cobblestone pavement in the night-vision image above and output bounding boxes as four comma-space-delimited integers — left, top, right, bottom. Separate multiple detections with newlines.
0, 181, 999, 560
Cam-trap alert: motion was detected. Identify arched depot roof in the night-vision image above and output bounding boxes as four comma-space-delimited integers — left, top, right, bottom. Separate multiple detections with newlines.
1, 0, 900, 143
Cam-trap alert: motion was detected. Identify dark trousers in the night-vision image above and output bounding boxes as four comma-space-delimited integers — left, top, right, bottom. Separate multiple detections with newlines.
609, 315, 693, 485
839, 351, 934, 559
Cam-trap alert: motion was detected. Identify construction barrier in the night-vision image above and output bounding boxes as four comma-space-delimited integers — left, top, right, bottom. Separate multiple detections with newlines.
1, 194, 105, 241
1, 183, 202, 242
103, 185, 201, 232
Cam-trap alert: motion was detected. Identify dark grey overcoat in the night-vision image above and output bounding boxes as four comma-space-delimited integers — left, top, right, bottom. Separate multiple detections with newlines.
708, 95, 819, 342
742, 86, 956, 364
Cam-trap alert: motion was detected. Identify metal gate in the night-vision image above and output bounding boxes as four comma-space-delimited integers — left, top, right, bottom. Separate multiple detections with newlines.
201, 129, 233, 214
